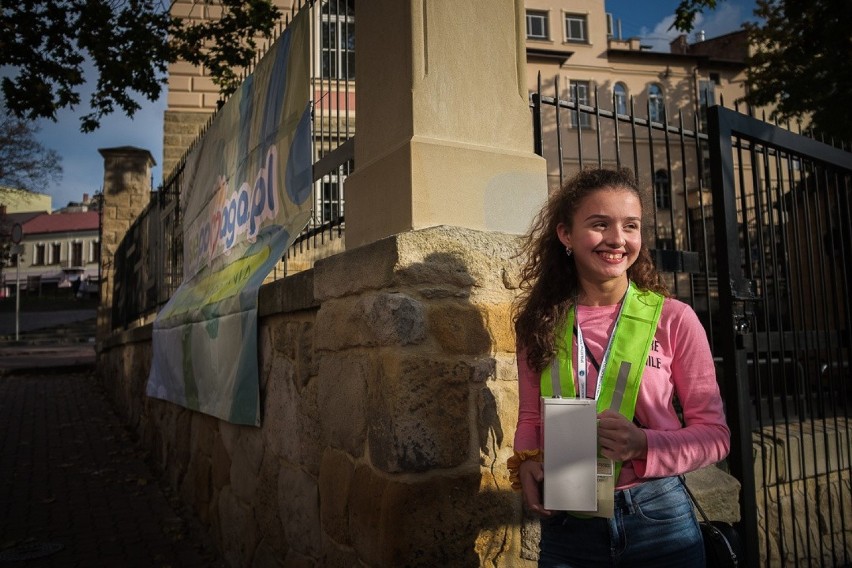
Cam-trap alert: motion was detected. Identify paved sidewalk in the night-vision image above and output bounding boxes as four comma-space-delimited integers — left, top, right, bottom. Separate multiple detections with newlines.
0, 372, 226, 567
0, 345, 96, 374
0, 310, 96, 336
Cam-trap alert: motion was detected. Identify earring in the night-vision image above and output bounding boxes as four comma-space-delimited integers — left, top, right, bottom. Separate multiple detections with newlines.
565, 247, 573, 256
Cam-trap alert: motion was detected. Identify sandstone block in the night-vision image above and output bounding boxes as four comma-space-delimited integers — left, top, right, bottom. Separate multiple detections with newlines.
316, 293, 426, 351
393, 226, 522, 293
368, 354, 472, 472
212, 435, 231, 490
477, 381, 518, 460
427, 300, 491, 356
494, 354, 519, 385
683, 465, 741, 523
252, 452, 289, 562
230, 428, 265, 502
219, 420, 241, 457
314, 236, 398, 300
180, 453, 213, 524
190, 411, 218, 457
317, 354, 369, 455
348, 466, 516, 567
484, 301, 516, 354
347, 465, 389, 566
318, 449, 356, 546
218, 486, 260, 568
262, 350, 322, 473
361, 292, 426, 346
278, 465, 322, 558
251, 538, 287, 568
269, 319, 314, 389
319, 535, 361, 568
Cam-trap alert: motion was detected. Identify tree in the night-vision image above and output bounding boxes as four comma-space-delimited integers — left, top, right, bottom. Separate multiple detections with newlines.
672, 0, 852, 144
744, 0, 852, 144
0, 0, 281, 132
0, 114, 62, 193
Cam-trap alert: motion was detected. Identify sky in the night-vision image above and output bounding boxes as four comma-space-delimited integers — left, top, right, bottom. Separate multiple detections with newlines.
26, 0, 759, 210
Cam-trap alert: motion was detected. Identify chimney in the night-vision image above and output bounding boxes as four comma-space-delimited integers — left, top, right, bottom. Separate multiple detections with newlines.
670, 34, 689, 54
695, 30, 706, 42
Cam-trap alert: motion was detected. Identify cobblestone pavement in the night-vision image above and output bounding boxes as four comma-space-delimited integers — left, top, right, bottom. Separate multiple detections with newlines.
0, 371, 226, 568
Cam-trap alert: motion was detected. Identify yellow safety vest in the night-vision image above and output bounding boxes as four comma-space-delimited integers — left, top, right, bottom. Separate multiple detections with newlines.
541, 281, 665, 482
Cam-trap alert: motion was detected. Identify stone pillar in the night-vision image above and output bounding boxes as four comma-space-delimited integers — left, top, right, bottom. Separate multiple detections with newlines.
96, 146, 156, 344
344, 0, 548, 249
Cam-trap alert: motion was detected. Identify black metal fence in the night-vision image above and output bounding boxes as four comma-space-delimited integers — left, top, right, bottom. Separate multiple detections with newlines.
532, 75, 852, 567
110, 0, 353, 329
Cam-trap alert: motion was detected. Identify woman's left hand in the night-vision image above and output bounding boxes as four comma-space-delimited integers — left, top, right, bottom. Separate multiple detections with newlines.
597, 409, 648, 462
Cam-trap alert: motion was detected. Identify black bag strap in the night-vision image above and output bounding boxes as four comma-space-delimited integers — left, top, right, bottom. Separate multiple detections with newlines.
679, 475, 711, 523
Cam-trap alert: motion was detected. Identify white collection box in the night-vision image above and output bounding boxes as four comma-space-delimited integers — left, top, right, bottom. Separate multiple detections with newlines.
542, 397, 598, 512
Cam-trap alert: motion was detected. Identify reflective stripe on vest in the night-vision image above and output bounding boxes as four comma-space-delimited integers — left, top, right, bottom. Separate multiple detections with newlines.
540, 282, 665, 480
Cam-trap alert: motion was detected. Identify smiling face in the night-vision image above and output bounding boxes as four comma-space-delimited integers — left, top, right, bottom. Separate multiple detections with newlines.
556, 187, 643, 293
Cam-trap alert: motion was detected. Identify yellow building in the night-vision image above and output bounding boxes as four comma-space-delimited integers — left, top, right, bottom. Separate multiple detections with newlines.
163, 0, 750, 215
0, 186, 52, 214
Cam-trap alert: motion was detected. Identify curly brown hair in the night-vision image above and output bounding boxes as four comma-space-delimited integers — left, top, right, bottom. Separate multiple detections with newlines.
513, 168, 670, 373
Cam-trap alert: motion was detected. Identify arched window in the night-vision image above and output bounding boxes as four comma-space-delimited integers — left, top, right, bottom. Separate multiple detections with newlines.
613, 82, 628, 116
647, 83, 665, 123
321, 0, 355, 80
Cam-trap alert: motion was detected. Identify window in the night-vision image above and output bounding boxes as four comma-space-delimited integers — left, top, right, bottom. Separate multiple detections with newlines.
321, 0, 355, 80
613, 82, 628, 116
654, 169, 671, 210
34, 244, 46, 266
570, 80, 591, 128
564, 14, 587, 43
698, 79, 716, 188
316, 175, 344, 225
698, 79, 716, 126
648, 83, 665, 122
90, 241, 101, 264
71, 242, 83, 267
656, 223, 674, 250
526, 10, 549, 40
51, 243, 61, 265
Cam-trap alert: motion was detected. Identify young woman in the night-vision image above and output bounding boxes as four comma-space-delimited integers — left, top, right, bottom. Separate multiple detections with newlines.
509, 168, 730, 567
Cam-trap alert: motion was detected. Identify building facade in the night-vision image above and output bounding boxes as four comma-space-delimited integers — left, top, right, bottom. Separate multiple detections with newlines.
2, 210, 101, 297
163, 1, 751, 252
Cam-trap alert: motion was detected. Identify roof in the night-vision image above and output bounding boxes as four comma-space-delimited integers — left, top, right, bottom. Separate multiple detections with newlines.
21, 211, 100, 236
606, 48, 746, 70
527, 47, 574, 66
4, 211, 45, 227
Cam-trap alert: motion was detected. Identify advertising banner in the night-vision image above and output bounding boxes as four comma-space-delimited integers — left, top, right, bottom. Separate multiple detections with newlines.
147, 10, 311, 425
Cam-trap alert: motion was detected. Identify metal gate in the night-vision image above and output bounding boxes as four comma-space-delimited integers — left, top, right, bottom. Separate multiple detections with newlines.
708, 106, 852, 567
532, 79, 852, 567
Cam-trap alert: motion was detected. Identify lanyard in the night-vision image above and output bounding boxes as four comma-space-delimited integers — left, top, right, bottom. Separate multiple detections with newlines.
574, 285, 631, 400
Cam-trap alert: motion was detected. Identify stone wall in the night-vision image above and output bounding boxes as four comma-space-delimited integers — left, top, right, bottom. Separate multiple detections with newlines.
754, 422, 852, 567
98, 225, 739, 566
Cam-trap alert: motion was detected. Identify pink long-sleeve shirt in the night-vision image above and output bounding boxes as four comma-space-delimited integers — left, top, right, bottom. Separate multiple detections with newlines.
515, 297, 730, 489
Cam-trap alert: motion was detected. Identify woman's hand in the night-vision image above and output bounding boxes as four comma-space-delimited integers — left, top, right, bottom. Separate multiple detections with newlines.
519, 459, 552, 517
597, 409, 648, 462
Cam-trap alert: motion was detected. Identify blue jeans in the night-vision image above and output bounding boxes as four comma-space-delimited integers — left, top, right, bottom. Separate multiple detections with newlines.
538, 476, 705, 568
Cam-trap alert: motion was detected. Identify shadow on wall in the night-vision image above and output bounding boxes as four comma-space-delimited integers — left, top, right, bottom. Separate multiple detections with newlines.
96, 230, 534, 567
339, 249, 524, 566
